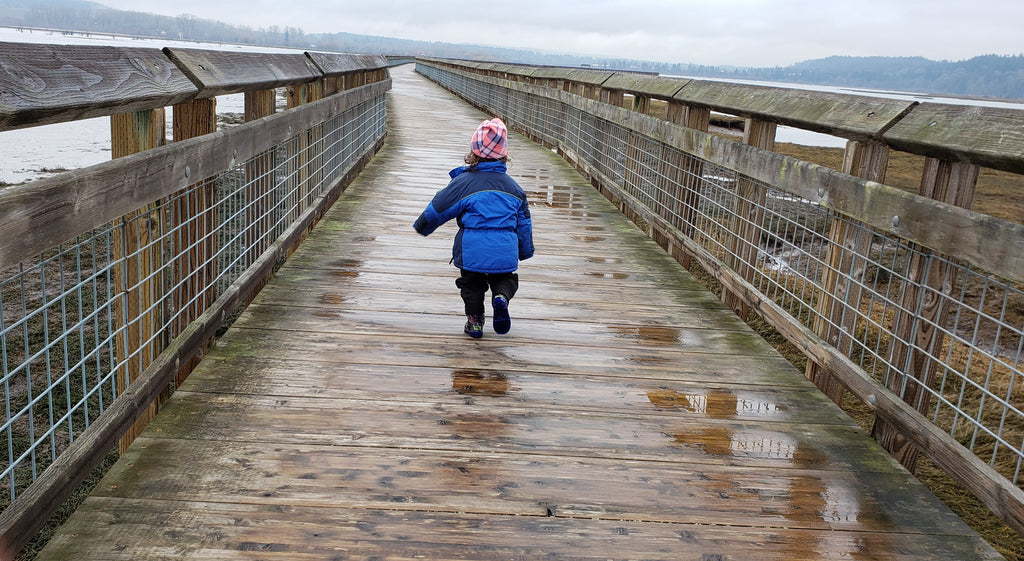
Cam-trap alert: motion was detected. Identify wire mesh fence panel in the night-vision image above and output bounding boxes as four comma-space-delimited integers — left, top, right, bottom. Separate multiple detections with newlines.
0, 92, 387, 507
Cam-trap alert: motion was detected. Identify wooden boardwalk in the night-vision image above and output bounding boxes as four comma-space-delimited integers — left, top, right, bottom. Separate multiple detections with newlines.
35, 65, 1002, 560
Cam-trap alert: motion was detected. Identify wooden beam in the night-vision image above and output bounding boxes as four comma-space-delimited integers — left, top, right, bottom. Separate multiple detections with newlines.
0, 42, 196, 131
0, 117, 385, 561
722, 118, 776, 320
170, 96, 217, 387
806, 140, 890, 403
110, 108, 166, 453
874, 158, 980, 472
245, 89, 278, 267
164, 48, 321, 98
576, 148, 1024, 537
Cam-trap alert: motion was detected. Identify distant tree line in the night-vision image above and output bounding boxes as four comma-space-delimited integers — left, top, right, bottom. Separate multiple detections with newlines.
2, 1, 1023, 100
720, 55, 1024, 100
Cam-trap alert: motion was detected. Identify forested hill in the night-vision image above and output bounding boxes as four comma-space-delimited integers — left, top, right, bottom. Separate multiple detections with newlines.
2, 0, 1022, 101
668, 55, 1024, 101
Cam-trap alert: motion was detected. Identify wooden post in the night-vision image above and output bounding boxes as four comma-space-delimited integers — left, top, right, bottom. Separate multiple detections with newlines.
245, 89, 277, 267
606, 90, 624, 108
632, 94, 650, 116
170, 97, 217, 387
722, 118, 776, 320
665, 101, 684, 124
671, 104, 710, 269
287, 83, 311, 225
324, 74, 343, 96
806, 140, 890, 403
305, 81, 325, 209
873, 157, 979, 472
111, 108, 166, 453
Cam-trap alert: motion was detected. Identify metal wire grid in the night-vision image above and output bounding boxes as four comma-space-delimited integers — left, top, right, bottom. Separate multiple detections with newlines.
0, 94, 386, 503
421, 63, 1024, 485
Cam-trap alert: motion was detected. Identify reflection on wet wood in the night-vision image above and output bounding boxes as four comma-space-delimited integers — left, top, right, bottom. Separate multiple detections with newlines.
34, 66, 1002, 560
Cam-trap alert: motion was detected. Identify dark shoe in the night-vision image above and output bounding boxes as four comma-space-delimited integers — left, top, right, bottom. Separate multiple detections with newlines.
464, 314, 484, 338
492, 294, 510, 334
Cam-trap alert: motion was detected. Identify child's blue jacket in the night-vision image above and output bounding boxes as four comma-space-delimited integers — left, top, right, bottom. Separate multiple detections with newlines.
413, 161, 534, 273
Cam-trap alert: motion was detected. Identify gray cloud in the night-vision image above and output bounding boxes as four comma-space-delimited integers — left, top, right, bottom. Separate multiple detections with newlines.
94, 0, 1024, 66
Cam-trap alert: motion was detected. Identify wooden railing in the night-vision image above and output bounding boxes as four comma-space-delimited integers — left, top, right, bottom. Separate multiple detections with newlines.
0, 41, 390, 555
416, 57, 1024, 534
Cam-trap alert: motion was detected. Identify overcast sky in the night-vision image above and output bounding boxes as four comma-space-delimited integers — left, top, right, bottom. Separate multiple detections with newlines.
92, 0, 1024, 67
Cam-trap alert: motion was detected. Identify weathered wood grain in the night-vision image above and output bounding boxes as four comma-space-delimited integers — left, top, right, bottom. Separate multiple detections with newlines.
0, 42, 197, 130
163, 47, 321, 98
0, 83, 388, 561
428, 57, 1024, 176
99, 437, 962, 533
602, 74, 690, 99
884, 102, 1024, 174
674, 78, 917, 141
305, 52, 387, 76
178, 358, 849, 419
40, 498, 1001, 561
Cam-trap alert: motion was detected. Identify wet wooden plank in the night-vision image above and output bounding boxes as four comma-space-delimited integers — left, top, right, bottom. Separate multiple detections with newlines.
232, 304, 777, 355
97, 437, 966, 534
147, 391, 906, 473
251, 285, 740, 330
33, 62, 1001, 561
179, 359, 852, 422
41, 499, 1001, 561
212, 324, 803, 385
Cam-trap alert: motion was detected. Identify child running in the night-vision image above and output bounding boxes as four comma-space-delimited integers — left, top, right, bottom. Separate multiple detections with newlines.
413, 118, 534, 338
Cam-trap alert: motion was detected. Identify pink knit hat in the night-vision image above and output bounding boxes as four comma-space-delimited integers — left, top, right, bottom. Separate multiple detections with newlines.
470, 118, 508, 159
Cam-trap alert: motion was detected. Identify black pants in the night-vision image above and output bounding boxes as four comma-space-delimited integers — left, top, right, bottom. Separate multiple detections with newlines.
456, 270, 519, 316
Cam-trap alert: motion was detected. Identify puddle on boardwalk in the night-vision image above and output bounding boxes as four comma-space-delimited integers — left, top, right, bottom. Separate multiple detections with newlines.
668, 426, 827, 468
608, 326, 679, 344
646, 389, 786, 417
569, 234, 606, 242
332, 258, 364, 269
528, 184, 581, 209
450, 370, 517, 397
585, 272, 630, 280
319, 294, 349, 305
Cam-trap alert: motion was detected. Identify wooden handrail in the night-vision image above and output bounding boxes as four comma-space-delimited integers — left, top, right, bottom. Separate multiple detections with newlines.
422, 56, 1024, 175
0, 42, 389, 131
0, 41, 198, 130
